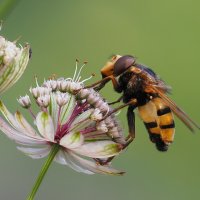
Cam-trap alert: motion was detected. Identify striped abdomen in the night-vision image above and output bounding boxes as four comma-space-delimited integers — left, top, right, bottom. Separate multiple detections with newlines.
138, 97, 175, 151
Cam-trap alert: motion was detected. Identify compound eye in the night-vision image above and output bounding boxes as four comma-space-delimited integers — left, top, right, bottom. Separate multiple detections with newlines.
100, 55, 122, 78
113, 55, 136, 76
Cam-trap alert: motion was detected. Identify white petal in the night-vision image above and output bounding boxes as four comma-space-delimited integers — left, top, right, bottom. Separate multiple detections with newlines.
49, 93, 59, 128
0, 117, 46, 146
60, 95, 76, 125
54, 149, 94, 174
36, 112, 55, 142
0, 101, 21, 131
72, 141, 122, 158
71, 109, 93, 125
14, 111, 38, 137
17, 145, 50, 159
54, 149, 68, 165
69, 109, 95, 132
84, 130, 110, 140
60, 132, 84, 149
66, 151, 124, 175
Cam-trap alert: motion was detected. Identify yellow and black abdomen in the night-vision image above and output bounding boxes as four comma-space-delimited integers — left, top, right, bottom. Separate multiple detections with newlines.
138, 97, 175, 151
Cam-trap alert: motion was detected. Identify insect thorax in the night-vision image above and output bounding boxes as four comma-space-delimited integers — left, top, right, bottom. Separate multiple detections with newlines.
118, 71, 150, 105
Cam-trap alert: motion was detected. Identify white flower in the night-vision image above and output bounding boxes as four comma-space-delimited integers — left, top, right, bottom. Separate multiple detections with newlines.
0, 71, 126, 175
17, 95, 31, 108
0, 35, 30, 93
43, 79, 58, 91
30, 86, 52, 99
37, 94, 50, 108
90, 108, 103, 121
55, 91, 69, 106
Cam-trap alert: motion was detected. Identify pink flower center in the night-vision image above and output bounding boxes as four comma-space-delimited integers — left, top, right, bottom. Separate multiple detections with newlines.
54, 101, 92, 142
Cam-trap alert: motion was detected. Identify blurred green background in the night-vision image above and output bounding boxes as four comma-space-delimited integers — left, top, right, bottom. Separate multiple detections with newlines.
0, 0, 200, 199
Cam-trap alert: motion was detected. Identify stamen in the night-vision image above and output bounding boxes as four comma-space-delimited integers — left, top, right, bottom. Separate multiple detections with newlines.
81, 75, 94, 83
72, 59, 79, 81
34, 75, 39, 87
13, 36, 21, 44
75, 62, 87, 82
76, 76, 81, 82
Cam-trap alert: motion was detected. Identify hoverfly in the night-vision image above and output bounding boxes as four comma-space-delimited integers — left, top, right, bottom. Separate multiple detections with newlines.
86, 55, 200, 152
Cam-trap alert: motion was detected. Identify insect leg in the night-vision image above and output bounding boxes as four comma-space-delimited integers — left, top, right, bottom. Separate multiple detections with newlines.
85, 76, 111, 90
85, 75, 122, 92
94, 75, 122, 92
94, 104, 136, 166
108, 95, 123, 105
94, 157, 115, 166
123, 105, 136, 148
101, 98, 137, 121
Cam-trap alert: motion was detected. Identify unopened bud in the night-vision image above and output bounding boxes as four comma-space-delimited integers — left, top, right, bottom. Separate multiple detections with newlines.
17, 95, 31, 108
56, 92, 69, 106
37, 94, 50, 107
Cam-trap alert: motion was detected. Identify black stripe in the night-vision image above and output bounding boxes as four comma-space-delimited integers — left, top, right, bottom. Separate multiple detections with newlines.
149, 134, 169, 152
144, 121, 157, 129
157, 107, 171, 116
160, 122, 175, 129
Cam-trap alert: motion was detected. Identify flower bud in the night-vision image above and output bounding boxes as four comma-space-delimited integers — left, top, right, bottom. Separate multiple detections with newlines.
96, 121, 108, 132
90, 108, 103, 121
0, 35, 30, 93
17, 95, 31, 108
56, 92, 69, 106
37, 94, 50, 108
30, 86, 52, 98
43, 80, 58, 91
58, 80, 71, 92
77, 88, 90, 99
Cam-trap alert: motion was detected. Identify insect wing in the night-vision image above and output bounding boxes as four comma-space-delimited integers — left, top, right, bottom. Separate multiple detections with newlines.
153, 87, 200, 132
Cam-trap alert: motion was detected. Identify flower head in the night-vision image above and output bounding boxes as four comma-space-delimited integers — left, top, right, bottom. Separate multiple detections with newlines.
0, 65, 126, 175
0, 34, 30, 93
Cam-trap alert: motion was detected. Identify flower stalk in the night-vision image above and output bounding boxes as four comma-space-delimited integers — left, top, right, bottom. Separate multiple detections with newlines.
27, 144, 60, 200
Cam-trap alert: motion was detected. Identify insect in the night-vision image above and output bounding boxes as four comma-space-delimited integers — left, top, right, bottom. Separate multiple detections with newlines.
86, 55, 200, 152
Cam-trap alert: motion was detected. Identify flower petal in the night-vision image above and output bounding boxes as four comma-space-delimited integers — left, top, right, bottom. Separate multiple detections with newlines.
54, 149, 68, 165
0, 45, 30, 94
84, 130, 110, 140
0, 116, 46, 146
49, 93, 59, 128
65, 150, 124, 175
54, 150, 94, 174
0, 100, 21, 130
14, 111, 38, 137
71, 109, 93, 125
60, 131, 84, 149
69, 109, 95, 132
17, 145, 50, 159
72, 141, 122, 158
36, 112, 55, 142
60, 94, 76, 124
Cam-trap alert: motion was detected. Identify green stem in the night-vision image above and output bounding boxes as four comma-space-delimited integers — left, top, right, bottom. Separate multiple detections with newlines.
26, 144, 60, 200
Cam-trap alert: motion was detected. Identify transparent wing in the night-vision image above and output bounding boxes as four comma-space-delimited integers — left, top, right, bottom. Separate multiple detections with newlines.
152, 86, 200, 132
